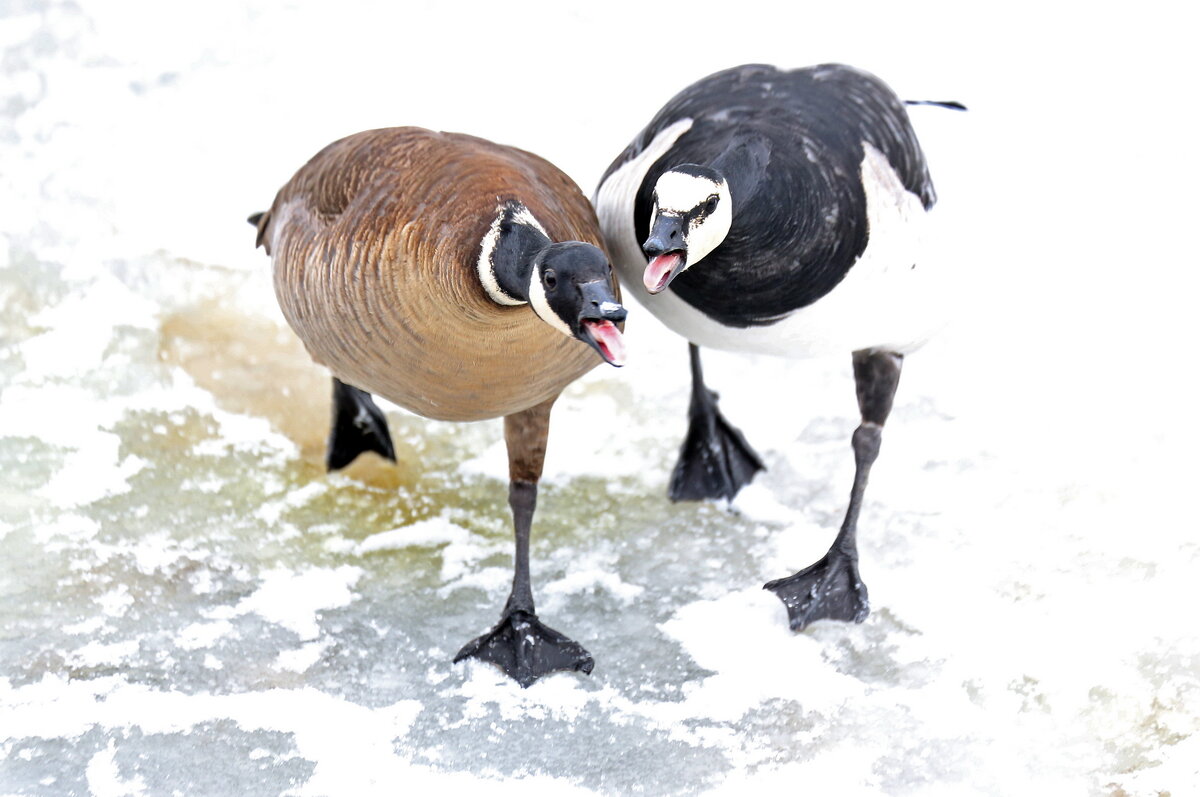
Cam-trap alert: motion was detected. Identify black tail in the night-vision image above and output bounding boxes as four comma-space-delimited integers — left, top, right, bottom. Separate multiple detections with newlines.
905, 100, 967, 111
326, 379, 396, 471
246, 210, 271, 251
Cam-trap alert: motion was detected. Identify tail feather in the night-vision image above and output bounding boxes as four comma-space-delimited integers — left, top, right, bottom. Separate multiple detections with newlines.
246, 210, 272, 252
905, 99, 968, 111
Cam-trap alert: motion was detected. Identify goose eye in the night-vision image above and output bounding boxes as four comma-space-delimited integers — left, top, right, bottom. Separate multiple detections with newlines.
704, 195, 719, 214
543, 269, 557, 290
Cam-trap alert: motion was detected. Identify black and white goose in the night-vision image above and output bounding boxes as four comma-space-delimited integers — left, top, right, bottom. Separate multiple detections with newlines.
595, 63, 957, 631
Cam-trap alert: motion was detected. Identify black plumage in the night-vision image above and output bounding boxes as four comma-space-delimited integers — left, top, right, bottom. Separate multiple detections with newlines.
601, 63, 936, 327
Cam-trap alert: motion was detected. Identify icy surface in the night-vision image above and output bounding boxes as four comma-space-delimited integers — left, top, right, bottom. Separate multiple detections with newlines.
2, 1, 1198, 795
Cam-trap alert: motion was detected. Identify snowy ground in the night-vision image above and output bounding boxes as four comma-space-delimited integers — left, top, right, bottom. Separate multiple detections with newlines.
2, 1, 1198, 795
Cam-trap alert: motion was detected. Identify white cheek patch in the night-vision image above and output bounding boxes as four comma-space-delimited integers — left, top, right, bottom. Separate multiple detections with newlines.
476, 201, 548, 306
650, 173, 733, 269
682, 186, 733, 267
527, 270, 573, 338
654, 172, 721, 214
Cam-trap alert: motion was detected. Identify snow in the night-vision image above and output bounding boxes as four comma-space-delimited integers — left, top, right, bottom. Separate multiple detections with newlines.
233, 567, 363, 642
357, 516, 475, 554
2, 0, 1198, 795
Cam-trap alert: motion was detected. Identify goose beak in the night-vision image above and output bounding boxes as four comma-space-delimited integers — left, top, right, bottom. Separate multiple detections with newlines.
642, 216, 686, 294
578, 280, 627, 367
643, 251, 685, 294
581, 320, 626, 367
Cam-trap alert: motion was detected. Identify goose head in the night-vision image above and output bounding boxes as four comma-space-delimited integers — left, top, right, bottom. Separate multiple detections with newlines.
641, 165, 732, 294
528, 242, 628, 367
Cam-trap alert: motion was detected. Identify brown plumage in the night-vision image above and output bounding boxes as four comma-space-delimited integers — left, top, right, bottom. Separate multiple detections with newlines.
256, 126, 607, 421
254, 126, 625, 687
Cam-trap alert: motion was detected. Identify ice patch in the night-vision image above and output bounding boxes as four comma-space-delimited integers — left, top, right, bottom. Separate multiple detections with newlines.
128, 530, 188, 575
274, 640, 330, 673
255, 480, 330, 526
33, 512, 101, 546
659, 589, 862, 722
453, 661, 602, 724
456, 440, 508, 481
233, 566, 363, 641
86, 739, 148, 797
357, 515, 505, 586
541, 568, 644, 604
0, 383, 148, 508
731, 482, 796, 524
538, 549, 645, 614
438, 566, 514, 598
63, 615, 109, 636
97, 586, 134, 618
1116, 732, 1200, 793
357, 516, 474, 554
176, 620, 235, 651
0, 675, 441, 797
39, 442, 145, 507
0, 385, 108, 447
193, 407, 298, 459
71, 640, 141, 669
20, 273, 158, 384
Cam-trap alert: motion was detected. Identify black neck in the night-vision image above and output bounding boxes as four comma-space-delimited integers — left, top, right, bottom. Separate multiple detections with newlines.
490, 203, 552, 303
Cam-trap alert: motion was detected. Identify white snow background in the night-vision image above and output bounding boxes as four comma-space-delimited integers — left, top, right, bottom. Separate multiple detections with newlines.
2, 1, 1197, 795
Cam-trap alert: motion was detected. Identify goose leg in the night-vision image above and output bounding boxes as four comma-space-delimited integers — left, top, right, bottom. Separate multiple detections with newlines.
326, 378, 396, 471
668, 343, 765, 501
765, 350, 903, 630
454, 398, 593, 687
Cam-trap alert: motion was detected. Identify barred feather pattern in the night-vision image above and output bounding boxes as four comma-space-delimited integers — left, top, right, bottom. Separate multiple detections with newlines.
261, 127, 608, 421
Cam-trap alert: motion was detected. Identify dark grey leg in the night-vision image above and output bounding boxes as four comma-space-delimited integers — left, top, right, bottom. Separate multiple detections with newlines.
765, 350, 903, 631
326, 378, 396, 471
454, 399, 594, 687
504, 480, 538, 615
669, 343, 765, 501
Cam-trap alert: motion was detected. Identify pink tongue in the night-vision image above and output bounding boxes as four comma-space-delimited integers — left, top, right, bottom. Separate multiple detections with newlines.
644, 253, 683, 294
583, 320, 626, 366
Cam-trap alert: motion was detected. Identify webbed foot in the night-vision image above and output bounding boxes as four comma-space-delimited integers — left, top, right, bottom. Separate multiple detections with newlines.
453, 610, 594, 688
764, 550, 869, 631
669, 385, 764, 502
327, 379, 396, 471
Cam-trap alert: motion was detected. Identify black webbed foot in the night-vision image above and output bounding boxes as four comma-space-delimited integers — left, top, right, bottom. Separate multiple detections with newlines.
327, 378, 396, 471
453, 610, 594, 688
764, 550, 869, 631
669, 385, 764, 502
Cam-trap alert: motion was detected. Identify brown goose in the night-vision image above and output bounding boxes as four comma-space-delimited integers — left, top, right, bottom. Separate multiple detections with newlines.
251, 127, 627, 687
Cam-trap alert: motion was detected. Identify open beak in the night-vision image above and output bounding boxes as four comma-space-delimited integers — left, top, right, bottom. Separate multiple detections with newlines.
578, 280, 627, 367
642, 216, 686, 294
